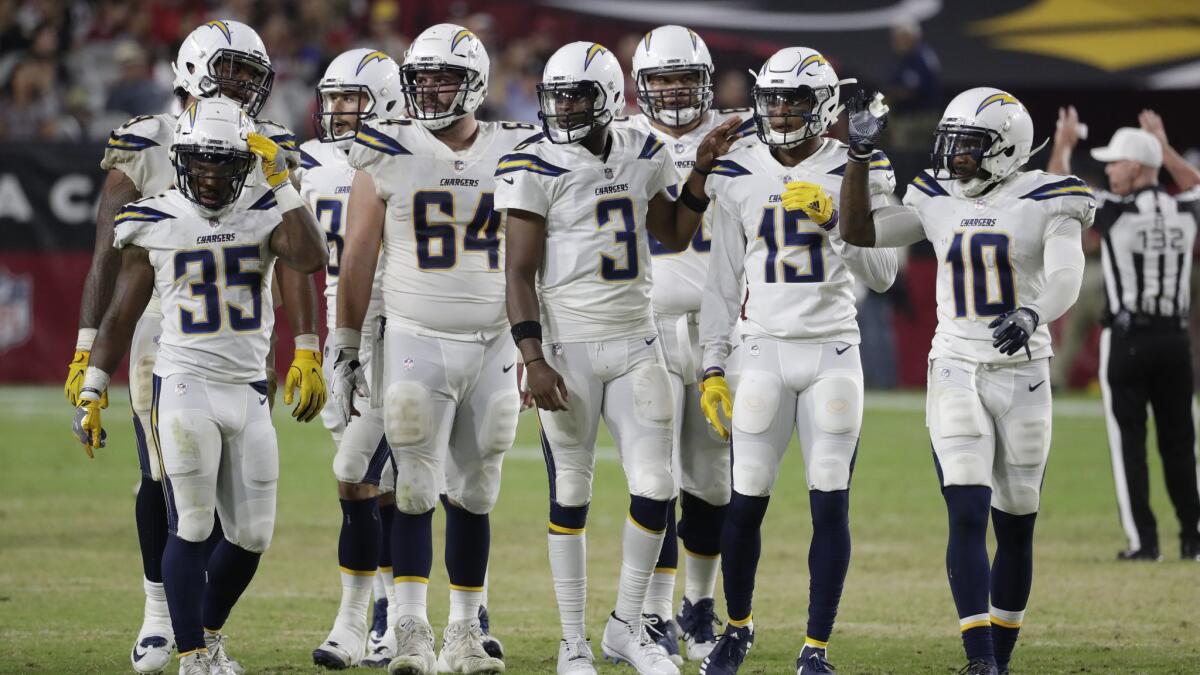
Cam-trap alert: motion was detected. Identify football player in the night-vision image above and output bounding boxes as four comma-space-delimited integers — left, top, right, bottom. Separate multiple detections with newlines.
832, 88, 1092, 674
332, 24, 531, 675
62, 19, 323, 674
499, 41, 740, 675
70, 97, 328, 675
297, 48, 406, 669
615, 25, 753, 664
695, 48, 898, 675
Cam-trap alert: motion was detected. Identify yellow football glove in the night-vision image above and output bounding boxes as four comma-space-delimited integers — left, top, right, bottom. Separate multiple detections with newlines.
248, 132, 289, 188
781, 181, 836, 227
65, 351, 108, 408
284, 348, 326, 423
72, 390, 107, 458
700, 373, 734, 441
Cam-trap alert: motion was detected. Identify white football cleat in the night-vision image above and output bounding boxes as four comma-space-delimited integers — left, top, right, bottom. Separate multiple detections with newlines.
436, 618, 505, 674
362, 625, 397, 668
130, 631, 174, 674
312, 633, 364, 670
177, 651, 211, 675
557, 637, 597, 675
387, 615, 437, 675
601, 614, 680, 675
204, 631, 244, 675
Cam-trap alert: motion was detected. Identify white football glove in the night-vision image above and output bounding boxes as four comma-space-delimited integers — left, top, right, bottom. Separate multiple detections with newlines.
329, 328, 370, 426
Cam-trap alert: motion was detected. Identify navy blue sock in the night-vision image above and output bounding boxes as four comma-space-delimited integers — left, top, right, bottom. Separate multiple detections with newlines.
720, 491, 770, 623
338, 497, 381, 573
393, 507, 434, 581
629, 495, 671, 532
442, 494, 490, 588
201, 539, 261, 632
678, 490, 725, 557
807, 489, 851, 644
378, 497, 394, 571
135, 476, 168, 583
204, 513, 225, 563
549, 502, 589, 533
653, 497, 679, 572
991, 508, 1037, 669
162, 534, 207, 654
943, 485, 994, 664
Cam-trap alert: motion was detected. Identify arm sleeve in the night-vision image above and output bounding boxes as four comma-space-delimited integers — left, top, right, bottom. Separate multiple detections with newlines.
493, 168, 549, 217
870, 204, 928, 248
1025, 216, 1085, 323
700, 201, 746, 372
99, 115, 165, 192
829, 231, 899, 293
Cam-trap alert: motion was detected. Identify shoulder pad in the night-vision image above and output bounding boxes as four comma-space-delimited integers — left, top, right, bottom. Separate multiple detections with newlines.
500, 121, 538, 131
826, 150, 893, 177
354, 122, 412, 156
637, 133, 666, 160
513, 131, 546, 151
708, 158, 752, 178
114, 200, 175, 227
495, 152, 570, 178
1019, 174, 1094, 202
298, 147, 322, 170
247, 189, 278, 211
107, 114, 167, 153
908, 170, 950, 198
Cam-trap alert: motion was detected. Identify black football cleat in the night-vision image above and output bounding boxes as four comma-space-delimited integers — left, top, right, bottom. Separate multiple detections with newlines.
1116, 547, 1162, 561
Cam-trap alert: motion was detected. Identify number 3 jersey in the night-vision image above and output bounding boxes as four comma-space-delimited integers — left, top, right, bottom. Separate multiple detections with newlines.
903, 169, 1095, 365
113, 188, 282, 383
348, 119, 539, 339
700, 137, 898, 370
493, 126, 677, 343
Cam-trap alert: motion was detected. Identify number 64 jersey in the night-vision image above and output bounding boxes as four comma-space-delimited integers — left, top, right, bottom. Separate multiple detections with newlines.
113, 188, 281, 383
903, 169, 1095, 365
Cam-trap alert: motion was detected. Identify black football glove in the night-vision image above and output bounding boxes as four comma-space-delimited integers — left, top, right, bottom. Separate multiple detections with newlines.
847, 90, 890, 162
989, 307, 1039, 358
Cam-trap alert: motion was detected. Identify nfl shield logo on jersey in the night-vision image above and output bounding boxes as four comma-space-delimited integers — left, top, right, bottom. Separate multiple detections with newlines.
603, 167, 614, 180
675, 142, 685, 154
0, 267, 32, 353
454, 159, 465, 172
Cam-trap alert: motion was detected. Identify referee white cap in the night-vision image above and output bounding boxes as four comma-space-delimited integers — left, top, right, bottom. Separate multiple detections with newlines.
1090, 127, 1163, 168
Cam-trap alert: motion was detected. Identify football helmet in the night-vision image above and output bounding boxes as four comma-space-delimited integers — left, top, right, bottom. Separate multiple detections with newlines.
751, 47, 852, 148
171, 97, 255, 217
537, 42, 623, 144
172, 19, 274, 117
401, 24, 489, 130
632, 25, 713, 127
931, 87, 1035, 197
313, 48, 402, 147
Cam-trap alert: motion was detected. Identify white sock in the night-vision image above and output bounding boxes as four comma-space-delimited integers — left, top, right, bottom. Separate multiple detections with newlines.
141, 577, 172, 632
614, 515, 666, 623
331, 570, 374, 643
379, 567, 397, 629
372, 568, 387, 601
394, 578, 429, 623
449, 587, 483, 623
480, 569, 489, 610
644, 569, 676, 619
548, 532, 587, 642
684, 550, 720, 602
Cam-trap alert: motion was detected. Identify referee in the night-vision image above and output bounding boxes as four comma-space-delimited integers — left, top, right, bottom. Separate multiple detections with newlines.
1053, 108, 1200, 562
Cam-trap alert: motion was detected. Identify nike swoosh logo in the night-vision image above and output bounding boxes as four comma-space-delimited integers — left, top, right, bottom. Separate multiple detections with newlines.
259, 396, 268, 405
132, 646, 148, 662
502, 363, 515, 373
645, 336, 658, 345
835, 345, 851, 355
1028, 380, 1046, 392
501, 177, 514, 184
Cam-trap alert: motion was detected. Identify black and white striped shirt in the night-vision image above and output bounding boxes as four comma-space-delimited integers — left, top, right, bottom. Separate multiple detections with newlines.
1097, 186, 1200, 329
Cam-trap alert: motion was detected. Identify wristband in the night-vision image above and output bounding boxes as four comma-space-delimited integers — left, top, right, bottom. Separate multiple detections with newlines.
524, 356, 545, 367
333, 327, 362, 352
847, 148, 873, 163
294, 333, 320, 352
82, 366, 111, 393
679, 186, 711, 214
693, 165, 712, 176
511, 320, 542, 345
76, 328, 97, 352
820, 209, 840, 232
273, 182, 305, 213
702, 367, 725, 381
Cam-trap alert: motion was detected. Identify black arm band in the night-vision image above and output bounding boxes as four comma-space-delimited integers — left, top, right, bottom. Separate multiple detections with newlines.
702, 367, 725, 381
679, 186, 711, 214
510, 320, 542, 345
694, 165, 712, 176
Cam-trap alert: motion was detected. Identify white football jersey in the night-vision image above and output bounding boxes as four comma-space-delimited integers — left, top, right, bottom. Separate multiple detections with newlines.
294, 139, 384, 332
613, 109, 754, 315
493, 125, 678, 343
347, 118, 539, 340
903, 169, 1095, 364
700, 138, 897, 369
112, 188, 282, 383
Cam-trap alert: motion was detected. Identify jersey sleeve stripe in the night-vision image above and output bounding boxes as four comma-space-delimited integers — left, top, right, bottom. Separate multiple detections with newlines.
1020, 176, 1094, 201
709, 159, 752, 177
494, 153, 570, 177
249, 191, 278, 211
107, 132, 159, 151
354, 127, 411, 156
910, 171, 949, 197
299, 149, 321, 169
114, 205, 174, 225
637, 135, 666, 159
733, 118, 756, 139
269, 133, 298, 151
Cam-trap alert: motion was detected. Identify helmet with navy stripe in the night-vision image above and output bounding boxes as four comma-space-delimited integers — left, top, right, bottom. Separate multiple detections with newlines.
932, 87, 1035, 197
172, 19, 274, 117
631, 25, 714, 128
313, 48, 402, 148
401, 24, 489, 130
751, 47, 851, 148
171, 97, 255, 217
538, 42, 624, 144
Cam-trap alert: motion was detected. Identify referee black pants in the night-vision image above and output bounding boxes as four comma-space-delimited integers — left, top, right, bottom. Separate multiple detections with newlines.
1101, 327, 1200, 551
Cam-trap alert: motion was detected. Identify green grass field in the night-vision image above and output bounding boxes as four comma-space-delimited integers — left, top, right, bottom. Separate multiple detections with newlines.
1, 385, 1197, 674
